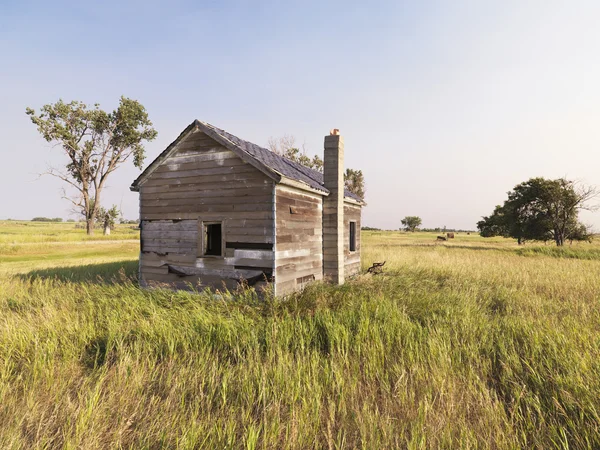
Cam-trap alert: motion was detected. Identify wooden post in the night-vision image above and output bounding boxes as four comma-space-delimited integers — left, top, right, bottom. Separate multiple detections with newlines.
322, 133, 344, 285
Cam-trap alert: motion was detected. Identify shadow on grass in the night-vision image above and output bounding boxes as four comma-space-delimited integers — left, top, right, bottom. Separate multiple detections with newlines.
18, 260, 139, 285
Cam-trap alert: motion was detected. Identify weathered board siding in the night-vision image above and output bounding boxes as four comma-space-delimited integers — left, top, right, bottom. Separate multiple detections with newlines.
139, 129, 274, 289
274, 185, 323, 296
344, 202, 361, 277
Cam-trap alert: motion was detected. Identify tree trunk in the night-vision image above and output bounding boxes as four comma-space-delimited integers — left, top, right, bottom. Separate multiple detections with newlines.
554, 230, 564, 246
86, 218, 94, 235
104, 225, 111, 235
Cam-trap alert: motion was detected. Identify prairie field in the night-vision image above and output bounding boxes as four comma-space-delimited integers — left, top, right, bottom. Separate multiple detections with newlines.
1, 221, 600, 449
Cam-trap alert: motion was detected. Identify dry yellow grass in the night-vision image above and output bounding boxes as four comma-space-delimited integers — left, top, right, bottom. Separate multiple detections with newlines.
1, 224, 599, 449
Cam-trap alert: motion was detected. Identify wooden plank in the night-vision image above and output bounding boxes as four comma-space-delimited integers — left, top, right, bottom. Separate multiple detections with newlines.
194, 258, 234, 269
141, 187, 271, 202
276, 261, 322, 274
233, 249, 274, 260
174, 138, 220, 151
141, 172, 270, 189
277, 236, 321, 245
142, 238, 196, 247
276, 206, 321, 217
141, 220, 197, 231
142, 230, 198, 240
163, 155, 238, 167
144, 209, 275, 219
141, 252, 196, 263
275, 220, 320, 231
141, 180, 271, 195
155, 158, 248, 173
226, 234, 273, 244
147, 165, 260, 180
141, 201, 272, 215
141, 211, 275, 221
276, 255, 322, 266
141, 167, 266, 187
224, 226, 272, 236
234, 258, 274, 268
276, 196, 321, 209
276, 267, 322, 284
142, 194, 272, 207
164, 150, 234, 164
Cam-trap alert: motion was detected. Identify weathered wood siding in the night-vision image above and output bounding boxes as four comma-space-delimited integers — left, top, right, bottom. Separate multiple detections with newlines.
138, 129, 274, 289
274, 185, 323, 296
344, 202, 361, 277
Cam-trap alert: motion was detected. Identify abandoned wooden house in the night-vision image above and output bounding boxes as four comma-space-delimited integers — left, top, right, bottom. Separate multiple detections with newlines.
130, 120, 364, 296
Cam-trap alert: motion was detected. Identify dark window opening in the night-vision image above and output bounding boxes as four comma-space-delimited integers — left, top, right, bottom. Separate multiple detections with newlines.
204, 222, 222, 256
349, 221, 357, 252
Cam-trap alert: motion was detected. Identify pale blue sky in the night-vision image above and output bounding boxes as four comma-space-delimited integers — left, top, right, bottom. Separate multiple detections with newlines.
1, 0, 599, 230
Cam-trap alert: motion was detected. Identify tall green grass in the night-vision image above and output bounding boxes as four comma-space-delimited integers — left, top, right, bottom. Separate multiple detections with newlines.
0, 228, 599, 448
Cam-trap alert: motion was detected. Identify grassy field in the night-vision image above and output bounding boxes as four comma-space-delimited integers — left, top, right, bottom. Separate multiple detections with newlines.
1, 222, 600, 449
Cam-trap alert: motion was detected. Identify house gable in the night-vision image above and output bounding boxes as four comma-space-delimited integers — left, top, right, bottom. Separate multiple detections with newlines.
138, 128, 274, 221
132, 123, 280, 191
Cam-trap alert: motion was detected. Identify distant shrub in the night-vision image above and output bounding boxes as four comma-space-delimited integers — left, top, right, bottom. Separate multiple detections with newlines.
31, 217, 63, 222
362, 226, 381, 231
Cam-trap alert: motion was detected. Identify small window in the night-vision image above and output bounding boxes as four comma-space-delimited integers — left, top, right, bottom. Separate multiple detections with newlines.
204, 222, 222, 256
349, 221, 357, 252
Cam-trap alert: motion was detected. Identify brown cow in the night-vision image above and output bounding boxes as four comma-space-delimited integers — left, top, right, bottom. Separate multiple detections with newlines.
437, 236, 447, 241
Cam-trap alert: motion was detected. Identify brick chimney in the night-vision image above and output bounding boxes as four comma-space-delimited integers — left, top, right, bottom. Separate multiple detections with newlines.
322, 130, 344, 284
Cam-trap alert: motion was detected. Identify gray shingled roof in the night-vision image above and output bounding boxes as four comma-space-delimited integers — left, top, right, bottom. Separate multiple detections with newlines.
132, 120, 363, 203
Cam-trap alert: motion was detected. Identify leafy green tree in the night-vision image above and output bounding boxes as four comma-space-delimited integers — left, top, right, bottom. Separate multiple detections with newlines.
401, 216, 422, 232
283, 147, 324, 172
268, 135, 366, 200
32, 217, 63, 222
96, 205, 120, 235
26, 97, 157, 235
344, 168, 365, 200
268, 135, 323, 171
478, 177, 596, 246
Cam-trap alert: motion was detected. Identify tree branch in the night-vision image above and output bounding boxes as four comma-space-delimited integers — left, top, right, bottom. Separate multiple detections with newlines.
43, 166, 84, 194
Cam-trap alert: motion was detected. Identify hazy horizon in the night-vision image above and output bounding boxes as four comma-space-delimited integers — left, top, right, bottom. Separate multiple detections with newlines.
2, 1, 599, 230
